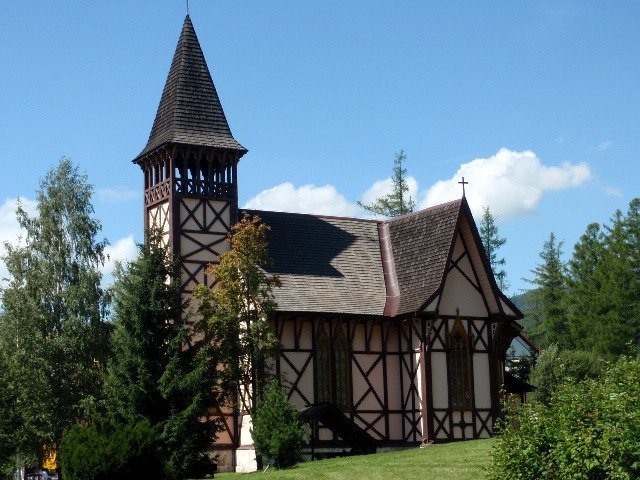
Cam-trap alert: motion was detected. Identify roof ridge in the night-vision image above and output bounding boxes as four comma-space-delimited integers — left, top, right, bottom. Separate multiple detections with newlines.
244, 208, 380, 224
384, 198, 463, 224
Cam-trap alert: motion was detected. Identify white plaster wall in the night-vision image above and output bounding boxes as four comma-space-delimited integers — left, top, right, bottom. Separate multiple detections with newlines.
352, 354, 384, 410
439, 267, 487, 317
386, 354, 401, 411
431, 352, 448, 409
147, 201, 170, 247
430, 319, 445, 350
500, 298, 516, 316
473, 352, 491, 409
459, 217, 499, 314
435, 411, 448, 440
473, 319, 489, 350
370, 323, 383, 351
386, 325, 399, 352
457, 255, 477, 287
388, 413, 403, 440
180, 198, 231, 232
238, 413, 253, 447
299, 321, 313, 349
351, 323, 365, 351
452, 233, 465, 259
235, 448, 257, 473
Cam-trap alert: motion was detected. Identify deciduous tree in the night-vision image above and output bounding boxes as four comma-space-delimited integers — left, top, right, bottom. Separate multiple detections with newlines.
194, 213, 281, 419
0, 158, 110, 464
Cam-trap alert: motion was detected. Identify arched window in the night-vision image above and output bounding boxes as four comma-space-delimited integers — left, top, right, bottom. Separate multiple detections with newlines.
448, 314, 472, 409
315, 324, 351, 410
334, 327, 351, 410
316, 327, 332, 403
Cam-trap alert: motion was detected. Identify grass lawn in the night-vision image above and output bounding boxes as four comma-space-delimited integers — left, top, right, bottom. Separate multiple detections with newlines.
214, 439, 493, 480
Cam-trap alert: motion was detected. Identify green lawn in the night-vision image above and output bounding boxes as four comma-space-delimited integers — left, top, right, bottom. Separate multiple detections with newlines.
214, 439, 493, 480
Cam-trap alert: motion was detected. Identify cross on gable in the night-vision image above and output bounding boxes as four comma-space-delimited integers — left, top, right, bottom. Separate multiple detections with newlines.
458, 177, 469, 197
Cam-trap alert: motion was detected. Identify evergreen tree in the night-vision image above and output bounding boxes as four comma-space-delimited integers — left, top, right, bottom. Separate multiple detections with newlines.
566, 201, 640, 357
526, 233, 569, 349
0, 158, 110, 464
566, 223, 606, 350
594, 209, 638, 355
479, 206, 508, 291
358, 150, 415, 217
252, 381, 304, 469
103, 235, 218, 479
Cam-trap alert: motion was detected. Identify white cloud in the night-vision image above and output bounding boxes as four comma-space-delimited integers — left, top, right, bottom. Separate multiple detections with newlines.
359, 176, 419, 207
602, 185, 623, 198
97, 187, 140, 203
597, 140, 614, 151
0, 197, 37, 284
421, 148, 592, 219
102, 235, 138, 277
243, 182, 360, 217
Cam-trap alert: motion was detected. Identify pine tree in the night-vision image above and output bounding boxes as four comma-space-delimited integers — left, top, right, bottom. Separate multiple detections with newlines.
527, 233, 570, 349
566, 223, 606, 350
252, 381, 304, 468
0, 158, 110, 463
358, 150, 416, 217
479, 206, 508, 291
565, 201, 640, 357
103, 235, 218, 478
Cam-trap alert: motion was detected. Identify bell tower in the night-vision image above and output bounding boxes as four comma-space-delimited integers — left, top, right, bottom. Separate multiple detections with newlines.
133, 15, 247, 295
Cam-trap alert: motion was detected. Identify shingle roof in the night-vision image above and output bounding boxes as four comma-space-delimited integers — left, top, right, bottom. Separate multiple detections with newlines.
387, 199, 461, 314
135, 15, 246, 161
247, 210, 387, 316
246, 199, 463, 317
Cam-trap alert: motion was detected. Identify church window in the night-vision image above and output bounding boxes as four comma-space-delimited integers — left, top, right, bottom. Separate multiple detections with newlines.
448, 314, 473, 409
315, 324, 351, 410
316, 327, 332, 404
334, 327, 351, 409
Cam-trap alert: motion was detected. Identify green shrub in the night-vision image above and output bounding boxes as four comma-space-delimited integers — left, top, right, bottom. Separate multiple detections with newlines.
490, 356, 640, 480
529, 345, 603, 405
60, 417, 163, 480
252, 381, 305, 468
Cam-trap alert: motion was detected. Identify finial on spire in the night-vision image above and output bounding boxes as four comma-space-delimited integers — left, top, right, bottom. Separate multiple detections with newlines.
186, 0, 190, 15
458, 177, 468, 197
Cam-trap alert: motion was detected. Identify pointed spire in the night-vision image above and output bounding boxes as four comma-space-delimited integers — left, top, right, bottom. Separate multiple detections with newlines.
135, 15, 246, 161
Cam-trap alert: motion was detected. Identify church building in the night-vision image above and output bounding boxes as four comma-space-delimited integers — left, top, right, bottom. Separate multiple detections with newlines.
133, 16, 527, 472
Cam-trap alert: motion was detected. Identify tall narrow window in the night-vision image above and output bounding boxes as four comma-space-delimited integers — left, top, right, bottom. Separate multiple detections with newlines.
448, 313, 472, 409
334, 327, 351, 410
316, 327, 332, 403
315, 324, 351, 410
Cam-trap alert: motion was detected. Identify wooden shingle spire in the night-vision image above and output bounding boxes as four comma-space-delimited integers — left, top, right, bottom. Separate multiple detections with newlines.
135, 15, 246, 162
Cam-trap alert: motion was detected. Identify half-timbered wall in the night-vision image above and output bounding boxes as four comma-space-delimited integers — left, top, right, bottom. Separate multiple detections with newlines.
147, 201, 170, 249
425, 219, 497, 441
139, 147, 242, 456
178, 197, 231, 293
275, 316, 425, 446
427, 317, 493, 440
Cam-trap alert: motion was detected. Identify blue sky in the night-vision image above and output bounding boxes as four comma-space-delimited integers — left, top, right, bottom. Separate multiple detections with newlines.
1, 1, 638, 294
